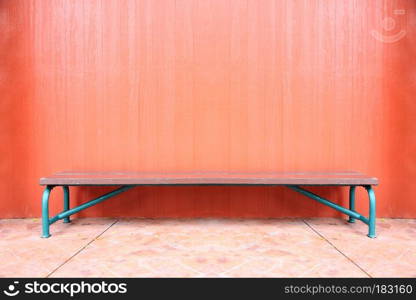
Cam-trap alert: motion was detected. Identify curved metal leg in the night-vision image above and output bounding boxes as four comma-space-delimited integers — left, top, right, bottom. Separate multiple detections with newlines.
63, 186, 70, 223
42, 185, 54, 238
287, 184, 376, 238
348, 186, 356, 223
42, 185, 135, 238
365, 185, 376, 238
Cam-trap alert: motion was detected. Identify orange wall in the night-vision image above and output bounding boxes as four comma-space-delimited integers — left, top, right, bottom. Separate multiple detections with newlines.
1, 0, 415, 219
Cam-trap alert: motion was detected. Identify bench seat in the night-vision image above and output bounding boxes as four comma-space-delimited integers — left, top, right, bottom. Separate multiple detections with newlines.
40, 171, 378, 186
39, 171, 378, 239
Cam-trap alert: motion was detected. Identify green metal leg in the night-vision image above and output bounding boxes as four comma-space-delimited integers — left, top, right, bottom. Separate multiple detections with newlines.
348, 186, 356, 223
42, 185, 135, 238
41, 185, 54, 238
365, 185, 376, 238
287, 185, 376, 238
63, 186, 70, 223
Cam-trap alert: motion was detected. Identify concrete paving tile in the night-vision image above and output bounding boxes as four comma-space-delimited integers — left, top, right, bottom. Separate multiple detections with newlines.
50, 218, 366, 277
304, 218, 416, 277
0, 218, 116, 277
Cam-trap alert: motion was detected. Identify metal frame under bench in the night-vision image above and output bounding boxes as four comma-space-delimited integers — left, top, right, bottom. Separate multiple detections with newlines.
39, 171, 378, 238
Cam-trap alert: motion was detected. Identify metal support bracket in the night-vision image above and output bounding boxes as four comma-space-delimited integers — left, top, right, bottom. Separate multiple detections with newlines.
286, 185, 376, 238
41, 184, 376, 238
41, 185, 135, 238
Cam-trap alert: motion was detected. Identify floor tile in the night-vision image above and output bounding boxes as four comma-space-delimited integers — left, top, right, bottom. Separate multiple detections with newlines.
50, 218, 366, 277
0, 218, 115, 277
304, 218, 416, 277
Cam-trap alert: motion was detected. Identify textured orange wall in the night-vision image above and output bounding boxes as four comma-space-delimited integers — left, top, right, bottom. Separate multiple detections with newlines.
1, 0, 415, 219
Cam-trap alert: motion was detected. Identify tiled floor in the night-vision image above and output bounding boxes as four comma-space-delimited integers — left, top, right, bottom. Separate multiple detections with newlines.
0, 218, 415, 277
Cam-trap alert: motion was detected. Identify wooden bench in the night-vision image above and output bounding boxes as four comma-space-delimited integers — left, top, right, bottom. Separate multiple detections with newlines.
40, 171, 378, 238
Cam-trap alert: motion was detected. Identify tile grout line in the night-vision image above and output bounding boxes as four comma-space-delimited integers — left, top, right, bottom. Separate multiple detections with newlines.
302, 219, 372, 278
45, 219, 119, 278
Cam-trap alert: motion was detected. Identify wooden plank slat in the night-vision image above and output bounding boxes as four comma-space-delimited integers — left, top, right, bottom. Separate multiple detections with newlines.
40, 171, 378, 186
